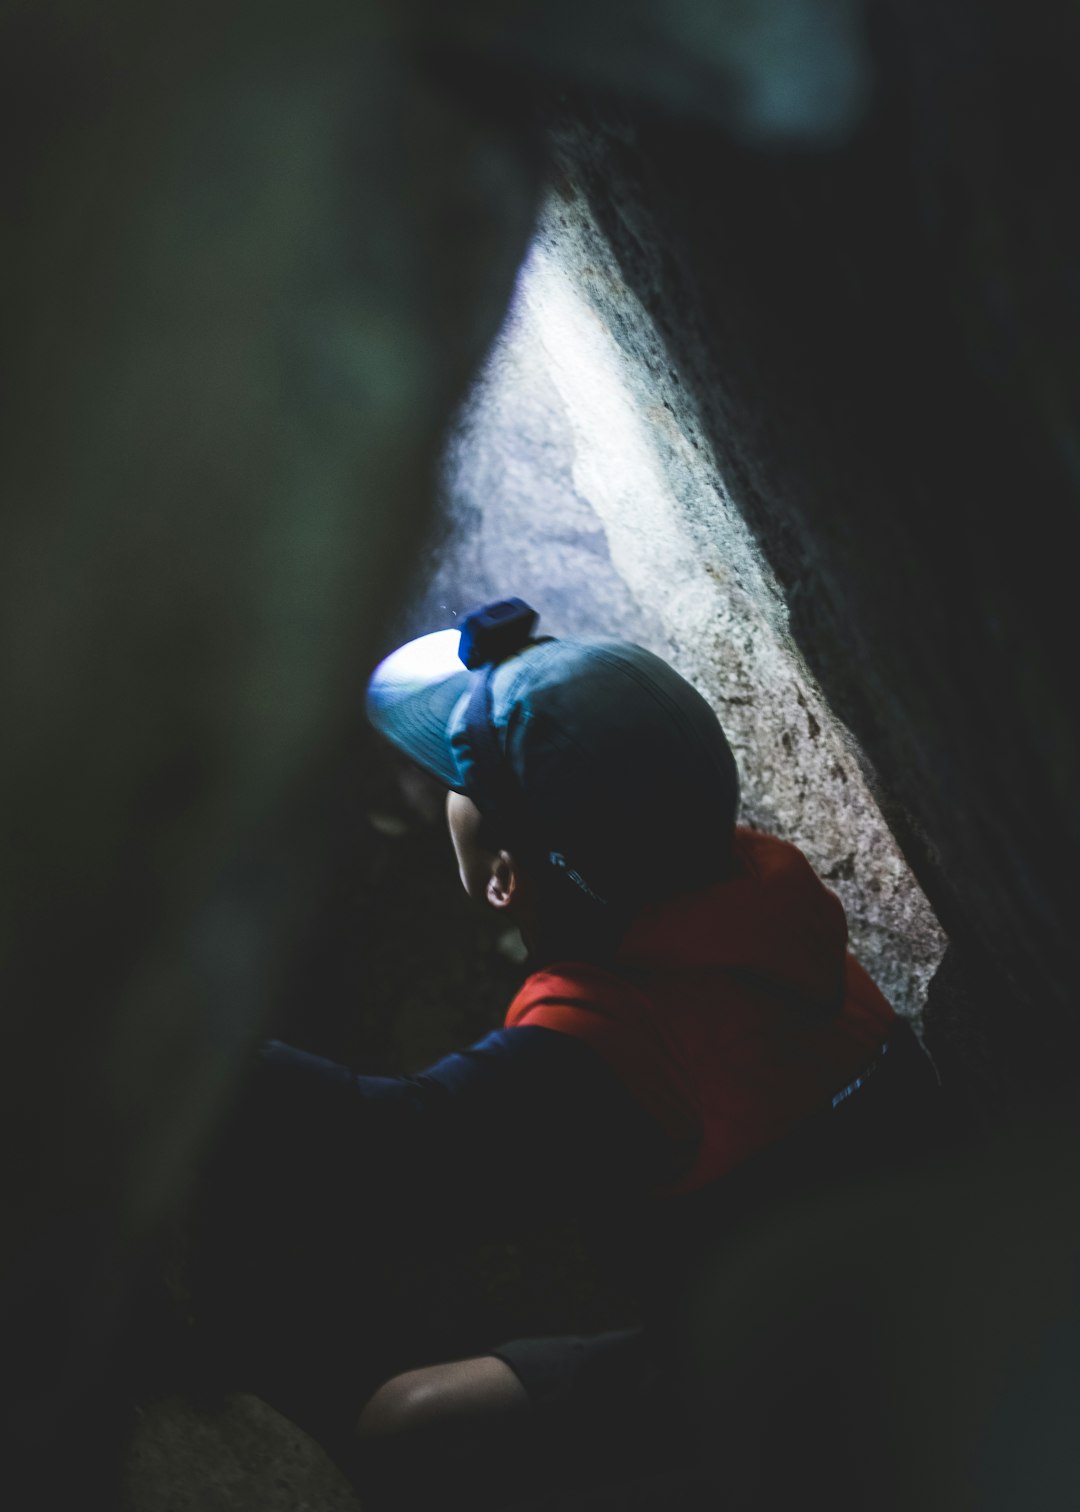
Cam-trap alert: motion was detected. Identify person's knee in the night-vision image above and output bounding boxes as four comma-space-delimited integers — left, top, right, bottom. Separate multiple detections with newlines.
351, 1359, 543, 1511
357, 1369, 440, 1442
356, 1356, 529, 1444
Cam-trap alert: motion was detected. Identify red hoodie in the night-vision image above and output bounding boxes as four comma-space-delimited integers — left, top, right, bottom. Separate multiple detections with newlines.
505, 827, 895, 1195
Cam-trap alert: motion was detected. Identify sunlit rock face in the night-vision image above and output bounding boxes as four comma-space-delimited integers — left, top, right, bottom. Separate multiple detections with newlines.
412, 190, 946, 1021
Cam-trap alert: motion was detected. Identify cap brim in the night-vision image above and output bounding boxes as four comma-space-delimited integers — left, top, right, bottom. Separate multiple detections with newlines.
365, 629, 470, 789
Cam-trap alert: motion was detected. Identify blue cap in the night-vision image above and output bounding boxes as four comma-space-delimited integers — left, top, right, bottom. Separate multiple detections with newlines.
366, 603, 739, 908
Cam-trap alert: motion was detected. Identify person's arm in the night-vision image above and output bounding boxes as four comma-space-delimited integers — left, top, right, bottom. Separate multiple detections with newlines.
251, 1026, 681, 1238
193, 1027, 691, 1424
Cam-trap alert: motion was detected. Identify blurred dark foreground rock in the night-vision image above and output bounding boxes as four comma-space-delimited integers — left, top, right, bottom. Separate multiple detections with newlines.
684, 1111, 1080, 1512
0, 5, 540, 1502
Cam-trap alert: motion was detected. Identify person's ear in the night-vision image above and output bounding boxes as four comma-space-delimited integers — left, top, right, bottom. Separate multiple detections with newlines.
486, 851, 518, 910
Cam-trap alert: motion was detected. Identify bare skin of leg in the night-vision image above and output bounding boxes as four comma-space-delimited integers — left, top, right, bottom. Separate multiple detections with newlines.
351, 1356, 536, 1508
356, 1354, 531, 1442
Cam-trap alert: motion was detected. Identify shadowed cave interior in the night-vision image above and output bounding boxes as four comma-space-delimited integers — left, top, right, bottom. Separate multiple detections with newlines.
5, 6, 1080, 1511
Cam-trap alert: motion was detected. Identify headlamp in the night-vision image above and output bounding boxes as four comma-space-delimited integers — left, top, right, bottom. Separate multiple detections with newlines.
458, 598, 539, 670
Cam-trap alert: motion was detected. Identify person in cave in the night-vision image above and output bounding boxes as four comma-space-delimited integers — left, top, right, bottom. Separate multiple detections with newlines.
197, 596, 943, 1508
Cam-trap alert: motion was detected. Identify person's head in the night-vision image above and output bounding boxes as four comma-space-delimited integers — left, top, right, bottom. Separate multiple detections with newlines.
366, 599, 740, 958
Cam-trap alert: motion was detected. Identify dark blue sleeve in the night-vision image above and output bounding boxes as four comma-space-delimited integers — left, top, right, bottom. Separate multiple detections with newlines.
253, 1026, 681, 1237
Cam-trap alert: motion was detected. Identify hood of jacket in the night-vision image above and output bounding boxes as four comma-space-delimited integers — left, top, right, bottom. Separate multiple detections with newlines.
617, 828, 848, 1013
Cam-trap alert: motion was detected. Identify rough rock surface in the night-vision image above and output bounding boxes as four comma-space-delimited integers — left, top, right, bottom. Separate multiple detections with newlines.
124, 1395, 361, 1512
